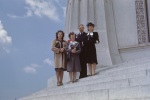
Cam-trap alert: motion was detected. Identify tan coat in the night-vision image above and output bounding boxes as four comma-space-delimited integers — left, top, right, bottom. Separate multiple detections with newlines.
51, 39, 67, 70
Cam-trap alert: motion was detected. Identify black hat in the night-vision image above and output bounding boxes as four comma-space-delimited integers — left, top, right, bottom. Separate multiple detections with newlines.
86, 22, 95, 27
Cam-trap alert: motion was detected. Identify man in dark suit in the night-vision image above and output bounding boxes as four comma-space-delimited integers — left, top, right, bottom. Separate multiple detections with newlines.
76, 24, 87, 78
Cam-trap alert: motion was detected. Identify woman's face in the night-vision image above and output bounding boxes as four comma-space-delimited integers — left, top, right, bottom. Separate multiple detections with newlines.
57, 32, 63, 40
88, 26, 94, 32
70, 34, 76, 41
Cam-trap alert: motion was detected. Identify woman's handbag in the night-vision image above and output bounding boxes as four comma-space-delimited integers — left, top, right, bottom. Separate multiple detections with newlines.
55, 42, 60, 48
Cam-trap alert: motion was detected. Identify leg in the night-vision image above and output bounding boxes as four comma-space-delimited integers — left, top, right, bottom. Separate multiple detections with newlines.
93, 63, 97, 75
69, 72, 73, 83
73, 72, 77, 82
60, 70, 64, 85
79, 62, 87, 79
88, 63, 92, 76
56, 70, 60, 86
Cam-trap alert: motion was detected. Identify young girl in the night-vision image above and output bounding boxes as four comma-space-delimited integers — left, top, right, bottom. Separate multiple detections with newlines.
66, 32, 81, 83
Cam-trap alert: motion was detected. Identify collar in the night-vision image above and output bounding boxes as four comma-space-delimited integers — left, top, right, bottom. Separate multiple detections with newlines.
87, 32, 93, 36
70, 41, 77, 44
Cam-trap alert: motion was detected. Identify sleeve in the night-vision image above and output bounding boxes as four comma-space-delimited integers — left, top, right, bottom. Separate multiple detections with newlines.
62, 41, 67, 52
65, 42, 71, 53
51, 40, 60, 53
95, 32, 100, 43
75, 43, 81, 54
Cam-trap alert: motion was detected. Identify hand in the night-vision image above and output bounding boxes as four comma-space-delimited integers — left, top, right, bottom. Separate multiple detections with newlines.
71, 49, 76, 53
60, 48, 64, 52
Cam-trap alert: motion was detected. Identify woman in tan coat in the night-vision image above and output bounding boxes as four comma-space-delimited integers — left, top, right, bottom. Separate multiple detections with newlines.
51, 30, 67, 86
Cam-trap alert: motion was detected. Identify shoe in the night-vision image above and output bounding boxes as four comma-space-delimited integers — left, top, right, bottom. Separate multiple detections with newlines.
60, 82, 63, 86
69, 81, 74, 84
57, 82, 61, 86
73, 79, 78, 83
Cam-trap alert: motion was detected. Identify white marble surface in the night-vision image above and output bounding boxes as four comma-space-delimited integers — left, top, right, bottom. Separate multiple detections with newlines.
112, 0, 138, 48
19, 0, 150, 99
19, 57, 150, 100
65, 0, 113, 66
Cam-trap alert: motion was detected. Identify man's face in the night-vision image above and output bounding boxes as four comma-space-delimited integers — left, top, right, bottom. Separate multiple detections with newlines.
79, 25, 84, 32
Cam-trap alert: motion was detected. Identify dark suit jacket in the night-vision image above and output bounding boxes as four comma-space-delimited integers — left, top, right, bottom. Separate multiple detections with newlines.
76, 32, 87, 49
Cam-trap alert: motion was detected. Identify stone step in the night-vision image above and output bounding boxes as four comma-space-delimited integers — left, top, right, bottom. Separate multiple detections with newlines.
35, 75, 150, 97
106, 57, 150, 68
25, 70, 145, 99
80, 62, 150, 82
114, 57, 150, 67
18, 57, 150, 100
46, 61, 150, 91
94, 57, 150, 76
47, 79, 129, 95
34, 67, 150, 94
38, 69, 146, 93
109, 84, 150, 100
47, 57, 150, 88
23, 84, 150, 100
100, 60, 150, 74
111, 97, 150, 100
66, 70, 148, 88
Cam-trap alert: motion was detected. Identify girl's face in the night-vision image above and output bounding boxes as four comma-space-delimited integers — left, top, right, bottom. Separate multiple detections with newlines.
88, 26, 94, 32
70, 34, 76, 41
57, 32, 63, 40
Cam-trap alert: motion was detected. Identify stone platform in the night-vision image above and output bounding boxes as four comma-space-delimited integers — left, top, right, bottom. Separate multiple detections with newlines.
19, 57, 150, 100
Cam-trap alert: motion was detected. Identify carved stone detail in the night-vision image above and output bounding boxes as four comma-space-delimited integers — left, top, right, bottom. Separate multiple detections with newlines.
135, 0, 148, 44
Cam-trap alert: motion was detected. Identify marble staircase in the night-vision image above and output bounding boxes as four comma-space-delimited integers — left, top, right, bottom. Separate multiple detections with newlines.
19, 57, 150, 100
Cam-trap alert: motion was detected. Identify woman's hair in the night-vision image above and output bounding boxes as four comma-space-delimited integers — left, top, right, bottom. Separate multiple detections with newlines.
56, 30, 65, 40
68, 32, 76, 39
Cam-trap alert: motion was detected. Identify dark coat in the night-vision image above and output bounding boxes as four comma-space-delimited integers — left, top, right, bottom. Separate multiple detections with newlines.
84, 32, 100, 64
76, 32, 88, 78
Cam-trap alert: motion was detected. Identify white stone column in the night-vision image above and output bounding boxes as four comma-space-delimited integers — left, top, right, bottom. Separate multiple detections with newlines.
79, 0, 88, 28
65, 0, 114, 67
65, 0, 74, 36
104, 0, 122, 64
88, 0, 95, 23
70, 0, 79, 33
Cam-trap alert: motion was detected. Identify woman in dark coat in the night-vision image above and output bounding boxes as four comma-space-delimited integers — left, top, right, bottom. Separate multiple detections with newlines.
85, 22, 100, 76
66, 32, 81, 83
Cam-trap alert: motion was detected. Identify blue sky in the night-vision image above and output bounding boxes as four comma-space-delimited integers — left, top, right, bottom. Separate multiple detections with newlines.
0, 0, 67, 100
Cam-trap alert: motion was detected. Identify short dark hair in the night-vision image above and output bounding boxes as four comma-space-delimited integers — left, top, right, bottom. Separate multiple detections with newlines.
87, 22, 95, 27
56, 30, 65, 40
68, 32, 76, 39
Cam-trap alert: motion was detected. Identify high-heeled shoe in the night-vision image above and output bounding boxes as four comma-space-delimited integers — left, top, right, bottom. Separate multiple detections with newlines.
57, 82, 61, 86
60, 82, 63, 86
69, 81, 74, 84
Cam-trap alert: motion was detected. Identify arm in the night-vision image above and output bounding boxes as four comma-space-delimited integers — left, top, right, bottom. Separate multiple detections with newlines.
75, 43, 81, 54
51, 40, 60, 53
65, 42, 71, 53
95, 32, 100, 43
60, 41, 67, 53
